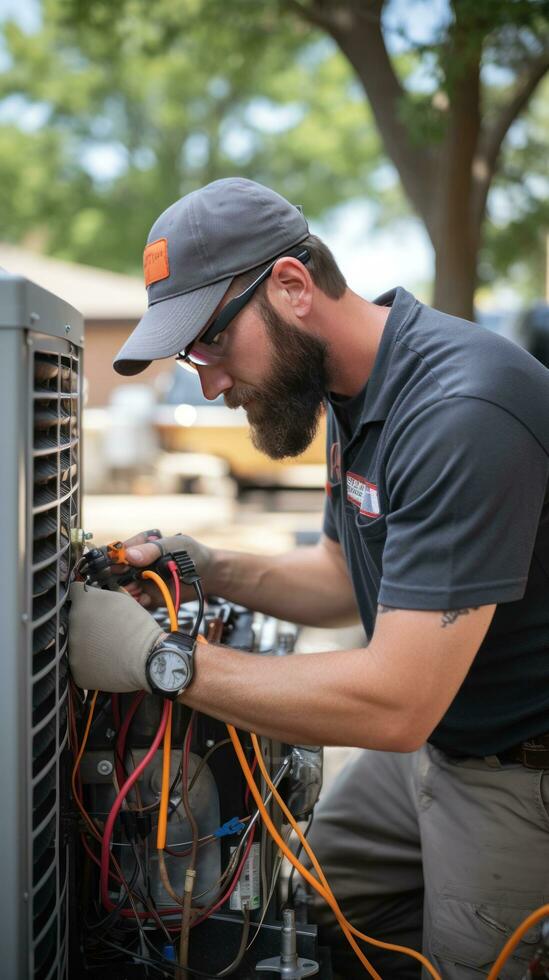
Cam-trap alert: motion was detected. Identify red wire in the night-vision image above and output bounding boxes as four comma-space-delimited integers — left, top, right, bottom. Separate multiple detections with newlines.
168, 560, 181, 614
101, 701, 169, 910
191, 826, 256, 928
114, 691, 146, 789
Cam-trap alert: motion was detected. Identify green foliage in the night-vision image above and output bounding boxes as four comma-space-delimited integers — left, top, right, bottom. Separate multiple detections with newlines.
480, 76, 549, 299
0, 0, 382, 273
0, 0, 547, 302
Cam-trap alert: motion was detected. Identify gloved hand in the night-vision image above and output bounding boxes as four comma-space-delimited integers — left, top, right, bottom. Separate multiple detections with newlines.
121, 534, 213, 609
69, 582, 163, 692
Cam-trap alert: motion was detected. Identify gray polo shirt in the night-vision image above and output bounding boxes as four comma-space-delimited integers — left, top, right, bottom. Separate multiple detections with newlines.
324, 287, 549, 756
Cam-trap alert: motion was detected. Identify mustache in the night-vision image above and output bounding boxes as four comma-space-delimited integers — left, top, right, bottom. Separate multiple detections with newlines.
224, 386, 255, 409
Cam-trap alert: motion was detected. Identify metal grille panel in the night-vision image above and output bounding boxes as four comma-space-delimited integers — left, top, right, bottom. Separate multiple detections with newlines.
0, 275, 83, 980
30, 347, 80, 980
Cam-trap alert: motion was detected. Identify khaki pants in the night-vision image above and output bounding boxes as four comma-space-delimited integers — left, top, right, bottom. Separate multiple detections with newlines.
306, 745, 549, 979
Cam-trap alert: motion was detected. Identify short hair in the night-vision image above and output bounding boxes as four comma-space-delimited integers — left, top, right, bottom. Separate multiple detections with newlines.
229, 233, 346, 300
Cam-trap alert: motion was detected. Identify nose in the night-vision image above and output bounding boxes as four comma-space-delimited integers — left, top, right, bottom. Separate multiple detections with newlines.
195, 363, 233, 401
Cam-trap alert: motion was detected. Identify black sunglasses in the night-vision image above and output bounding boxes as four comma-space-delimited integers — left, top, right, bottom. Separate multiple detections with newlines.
196, 245, 310, 347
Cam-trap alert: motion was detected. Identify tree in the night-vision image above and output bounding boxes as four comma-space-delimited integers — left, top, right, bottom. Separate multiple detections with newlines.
1, 0, 548, 316
281, 0, 549, 317
0, 1, 381, 274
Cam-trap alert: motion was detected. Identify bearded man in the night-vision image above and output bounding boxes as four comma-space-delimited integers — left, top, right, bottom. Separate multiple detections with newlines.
69, 178, 549, 978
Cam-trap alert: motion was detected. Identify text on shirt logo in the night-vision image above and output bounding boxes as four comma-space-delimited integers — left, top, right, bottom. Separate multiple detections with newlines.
346, 471, 381, 517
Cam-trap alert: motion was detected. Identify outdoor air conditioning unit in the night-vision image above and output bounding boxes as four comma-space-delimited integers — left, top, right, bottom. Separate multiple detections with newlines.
0, 271, 327, 980
0, 271, 83, 980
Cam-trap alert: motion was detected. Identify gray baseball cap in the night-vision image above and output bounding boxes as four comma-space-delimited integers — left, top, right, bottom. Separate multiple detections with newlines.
113, 177, 309, 375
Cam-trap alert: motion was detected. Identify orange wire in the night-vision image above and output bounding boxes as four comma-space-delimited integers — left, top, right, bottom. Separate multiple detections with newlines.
137, 571, 547, 976
227, 723, 381, 979
71, 690, 100, 839
157, 701, 173, 850
141, 569, 178, 850
250, 732, 442, 979
487, 902, 549, 978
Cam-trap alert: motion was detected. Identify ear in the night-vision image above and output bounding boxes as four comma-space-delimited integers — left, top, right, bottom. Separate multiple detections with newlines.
267, 256, 313, 319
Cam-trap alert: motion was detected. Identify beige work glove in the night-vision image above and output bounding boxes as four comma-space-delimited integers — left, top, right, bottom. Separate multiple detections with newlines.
69, 582, 163, 692
121, 534, 213, 609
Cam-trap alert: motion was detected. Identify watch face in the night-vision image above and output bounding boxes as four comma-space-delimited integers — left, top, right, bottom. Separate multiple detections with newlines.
149, 649, 190, 693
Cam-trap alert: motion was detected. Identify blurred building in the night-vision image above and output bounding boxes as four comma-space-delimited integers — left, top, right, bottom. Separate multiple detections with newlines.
0, 243, 169, 405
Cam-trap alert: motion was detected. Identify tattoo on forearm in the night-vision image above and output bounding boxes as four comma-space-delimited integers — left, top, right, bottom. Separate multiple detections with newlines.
377, 604, 398, 614
441, 608, 479, 628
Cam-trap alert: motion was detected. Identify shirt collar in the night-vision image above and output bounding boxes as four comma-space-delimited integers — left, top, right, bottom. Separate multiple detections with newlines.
354, 286, 419, 425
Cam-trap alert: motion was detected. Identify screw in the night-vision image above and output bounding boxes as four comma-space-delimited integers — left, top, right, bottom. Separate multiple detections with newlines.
30, 312, 39, 324
64, 324, 71, 334
105, 728, 116, 742
21, 613, 29, 623
97, 759, 113, 776
206, 738, 215, 748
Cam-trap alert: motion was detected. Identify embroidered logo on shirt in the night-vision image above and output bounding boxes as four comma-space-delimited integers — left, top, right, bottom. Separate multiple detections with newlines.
346, 471, 381, 517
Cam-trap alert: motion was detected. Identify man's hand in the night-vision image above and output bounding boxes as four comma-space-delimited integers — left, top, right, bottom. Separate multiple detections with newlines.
69, 582, 163, 692
121, 533, 213, 608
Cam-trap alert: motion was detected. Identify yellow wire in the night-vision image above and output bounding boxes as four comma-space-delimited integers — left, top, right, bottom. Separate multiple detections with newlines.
249, 732, 442, 979
142, 569, 178, 850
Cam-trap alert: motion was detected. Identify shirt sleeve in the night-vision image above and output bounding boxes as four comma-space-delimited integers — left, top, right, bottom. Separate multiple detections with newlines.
378, 396, 548, 609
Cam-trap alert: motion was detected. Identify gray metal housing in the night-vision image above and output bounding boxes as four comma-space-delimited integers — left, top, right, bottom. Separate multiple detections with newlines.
0, 272, 83, 980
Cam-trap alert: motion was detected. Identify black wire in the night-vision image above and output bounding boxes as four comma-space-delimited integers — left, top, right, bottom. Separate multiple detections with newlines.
285, 813, 314, 909
192, 581, 205, 639
84, 845, 142, 935
96, 935, 248, 979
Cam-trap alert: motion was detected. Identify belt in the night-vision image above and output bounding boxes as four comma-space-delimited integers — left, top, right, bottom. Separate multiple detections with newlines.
498, 734, 549, 769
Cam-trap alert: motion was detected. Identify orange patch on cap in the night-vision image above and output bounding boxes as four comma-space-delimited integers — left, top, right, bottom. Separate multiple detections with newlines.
143, 238, 170, 287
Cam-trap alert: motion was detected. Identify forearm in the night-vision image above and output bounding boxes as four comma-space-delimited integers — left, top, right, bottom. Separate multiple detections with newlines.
181, 641, 403, 749
204, 541, 359, 628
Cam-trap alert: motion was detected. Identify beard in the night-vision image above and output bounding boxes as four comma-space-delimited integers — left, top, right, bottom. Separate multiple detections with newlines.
224, 297, 329, 459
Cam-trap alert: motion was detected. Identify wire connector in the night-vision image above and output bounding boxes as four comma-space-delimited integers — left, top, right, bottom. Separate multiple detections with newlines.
214, 816, 246, 838
171, 549, 200, 585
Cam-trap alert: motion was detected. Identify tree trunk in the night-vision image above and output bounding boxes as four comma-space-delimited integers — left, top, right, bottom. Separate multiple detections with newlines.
433, 227, 479, 321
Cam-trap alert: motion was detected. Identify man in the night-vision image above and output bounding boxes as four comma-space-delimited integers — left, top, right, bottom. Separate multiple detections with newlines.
70, 177, 549, 978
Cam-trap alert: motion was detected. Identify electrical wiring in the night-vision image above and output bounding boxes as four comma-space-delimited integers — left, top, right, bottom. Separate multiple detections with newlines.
101, 701, 170, 910
179, 711, 199, 969
71, 689, 100, 840
91, 936, 251, 980
168, 560, 181, 614
142, 567, 198, 974
245, 828, 292, 954
227, 725, 393, 980
216, 905, 250, 978
188, 738, 232, 792
114, 691, 146, 792
286, 813, 314, 908
190, 825, 256, 929
487, 903, 549, 978
247, 730, 442, 980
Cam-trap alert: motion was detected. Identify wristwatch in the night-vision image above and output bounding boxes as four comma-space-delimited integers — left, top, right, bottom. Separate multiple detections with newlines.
145, 631, 195, 700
